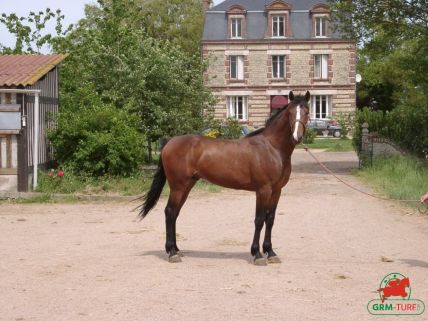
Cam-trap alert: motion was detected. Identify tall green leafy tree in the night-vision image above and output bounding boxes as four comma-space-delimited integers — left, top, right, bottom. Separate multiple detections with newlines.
139, 0, 205, 55
53, 0, 215, 166
330, 0, 428, 111
2, 0, 215, 172
0, 8, 72, 53
329, 0, 428, 156
82, 0, 205, 55
329, 0, 428, 41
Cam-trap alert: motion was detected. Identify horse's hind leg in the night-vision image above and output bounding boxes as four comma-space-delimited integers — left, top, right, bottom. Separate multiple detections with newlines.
165, 181, 195, 263
263, 190, 281, 263
172, 182, 196, 256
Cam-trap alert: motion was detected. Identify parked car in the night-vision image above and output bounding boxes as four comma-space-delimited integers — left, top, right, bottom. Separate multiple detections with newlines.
307, 119, 342, 137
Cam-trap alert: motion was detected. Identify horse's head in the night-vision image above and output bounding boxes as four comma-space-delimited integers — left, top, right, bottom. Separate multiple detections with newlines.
288, 91, 310, 144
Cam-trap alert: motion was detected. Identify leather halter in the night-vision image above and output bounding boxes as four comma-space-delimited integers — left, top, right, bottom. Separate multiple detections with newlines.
295, 120, 307, 129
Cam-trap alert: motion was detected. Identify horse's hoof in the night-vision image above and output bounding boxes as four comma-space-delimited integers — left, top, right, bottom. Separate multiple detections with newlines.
177, 251, 184, 257
267, 256, 281, 264
254, 257, 267, 266
168, 254, 182, 263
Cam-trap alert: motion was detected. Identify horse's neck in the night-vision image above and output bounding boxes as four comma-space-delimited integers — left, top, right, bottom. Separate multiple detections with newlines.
262, 112, 294, 157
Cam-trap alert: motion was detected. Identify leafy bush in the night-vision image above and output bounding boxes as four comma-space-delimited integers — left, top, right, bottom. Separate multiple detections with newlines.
218, 118, 243, 139
353, 107, 387, 153
387, 102, 428, 159
335, 112, 354, 138
303, 128, 317, 144
353, 100, 428, 158
49, 104, 145, 176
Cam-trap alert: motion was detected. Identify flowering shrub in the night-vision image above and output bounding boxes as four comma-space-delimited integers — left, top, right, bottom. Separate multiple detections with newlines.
48, 168, 65, 179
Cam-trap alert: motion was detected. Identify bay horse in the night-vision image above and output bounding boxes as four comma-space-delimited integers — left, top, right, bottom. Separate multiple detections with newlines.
139, 91, 310, 265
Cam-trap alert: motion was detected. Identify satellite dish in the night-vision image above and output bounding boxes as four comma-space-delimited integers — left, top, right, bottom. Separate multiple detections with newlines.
356, 74, 362, 83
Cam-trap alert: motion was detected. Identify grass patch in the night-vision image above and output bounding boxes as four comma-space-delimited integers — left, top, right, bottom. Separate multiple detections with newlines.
0, 194, 80, 204
298, 138, 354, 152
34, 169, 223, 199
194, 180, 223, 193
356, 155, 428, 205
36, 170, 153, 196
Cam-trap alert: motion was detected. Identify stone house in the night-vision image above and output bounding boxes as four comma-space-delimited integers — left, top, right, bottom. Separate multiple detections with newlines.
202, 0, 356, 127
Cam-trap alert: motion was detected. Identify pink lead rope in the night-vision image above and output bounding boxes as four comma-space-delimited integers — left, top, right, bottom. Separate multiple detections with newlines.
301, 143, 428, 214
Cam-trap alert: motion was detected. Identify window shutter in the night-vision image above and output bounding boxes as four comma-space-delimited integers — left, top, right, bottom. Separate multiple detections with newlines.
322, 55, 328, 79
237, 56, 244, 80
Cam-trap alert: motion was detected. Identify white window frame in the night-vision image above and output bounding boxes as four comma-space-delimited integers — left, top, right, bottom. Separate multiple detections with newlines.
311, 95, 331, 119
272, 16, 285, 37
231, 18, 242, 39
315, 16, 327, 38
227, 96, 248, 121
272, 55, 285, 79
230, 55, 244, 80
314, 54, 328, 79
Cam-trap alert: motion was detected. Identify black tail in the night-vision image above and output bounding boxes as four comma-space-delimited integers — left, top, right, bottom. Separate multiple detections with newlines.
139, 156, 167, 220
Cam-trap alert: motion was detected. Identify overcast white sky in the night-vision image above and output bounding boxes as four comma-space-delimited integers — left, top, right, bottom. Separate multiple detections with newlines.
0, 0, 223, 52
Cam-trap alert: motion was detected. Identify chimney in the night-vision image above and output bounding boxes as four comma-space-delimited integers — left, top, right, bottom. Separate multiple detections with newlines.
203, 0, 213, 12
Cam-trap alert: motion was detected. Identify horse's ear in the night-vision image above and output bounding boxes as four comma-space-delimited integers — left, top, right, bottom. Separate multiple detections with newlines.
289, 91, 294, 101
305, 91, 311, 102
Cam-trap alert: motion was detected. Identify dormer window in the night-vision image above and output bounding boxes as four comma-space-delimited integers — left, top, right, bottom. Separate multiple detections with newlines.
272, 16, 285, 37
231, 18, 242, 38
310, 4, 331, 38
227, 5, 246, 39
315, 17, 327, 37
266, 1, 291, 38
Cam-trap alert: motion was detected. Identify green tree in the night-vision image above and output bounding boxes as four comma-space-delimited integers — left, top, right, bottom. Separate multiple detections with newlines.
0, 8, 72, 53
330, 0, 428, 110
56, 0, 215, 165
139, 0, 205, 55
330, 0, 428, 157
329, 0, 428, 42
2, 0, 216, 171
82, 0, 205, 55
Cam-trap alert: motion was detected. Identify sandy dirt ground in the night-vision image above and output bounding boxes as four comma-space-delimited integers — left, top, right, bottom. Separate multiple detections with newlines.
1, 149, 428, 321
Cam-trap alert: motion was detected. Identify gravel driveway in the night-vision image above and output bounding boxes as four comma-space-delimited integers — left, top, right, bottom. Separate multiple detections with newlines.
1, 149, 427, 321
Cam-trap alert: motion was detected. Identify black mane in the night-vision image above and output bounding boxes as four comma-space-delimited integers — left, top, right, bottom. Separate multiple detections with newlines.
245, 96, 307, 138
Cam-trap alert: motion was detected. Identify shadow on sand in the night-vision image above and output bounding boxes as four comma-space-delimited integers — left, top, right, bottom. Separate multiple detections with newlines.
399, 259, 428, 269
139, 249, 253, 264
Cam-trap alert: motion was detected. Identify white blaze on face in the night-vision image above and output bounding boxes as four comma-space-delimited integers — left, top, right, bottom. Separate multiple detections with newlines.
293, 105, 301, 141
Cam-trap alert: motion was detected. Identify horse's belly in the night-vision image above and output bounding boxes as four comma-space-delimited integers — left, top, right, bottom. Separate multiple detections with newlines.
196, 155, 254, 190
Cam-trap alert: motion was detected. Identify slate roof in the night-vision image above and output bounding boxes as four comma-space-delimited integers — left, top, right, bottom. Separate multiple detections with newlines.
210, 0, 322, 11
0, 54, 65, 86
203, 0, 341, 41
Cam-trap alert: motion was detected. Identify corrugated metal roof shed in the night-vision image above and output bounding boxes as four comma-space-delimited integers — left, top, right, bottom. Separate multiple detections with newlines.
0, 54, 65, 86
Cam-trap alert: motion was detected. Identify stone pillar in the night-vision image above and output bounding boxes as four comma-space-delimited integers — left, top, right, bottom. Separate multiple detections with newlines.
361, 122, 369, 152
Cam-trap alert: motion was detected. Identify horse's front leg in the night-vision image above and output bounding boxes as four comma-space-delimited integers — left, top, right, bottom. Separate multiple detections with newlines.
263, 190, 281, 263
251, 188, 272, 266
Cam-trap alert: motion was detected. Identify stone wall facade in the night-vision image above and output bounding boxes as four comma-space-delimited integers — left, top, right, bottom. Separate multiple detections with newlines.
202, 40, 356, 127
